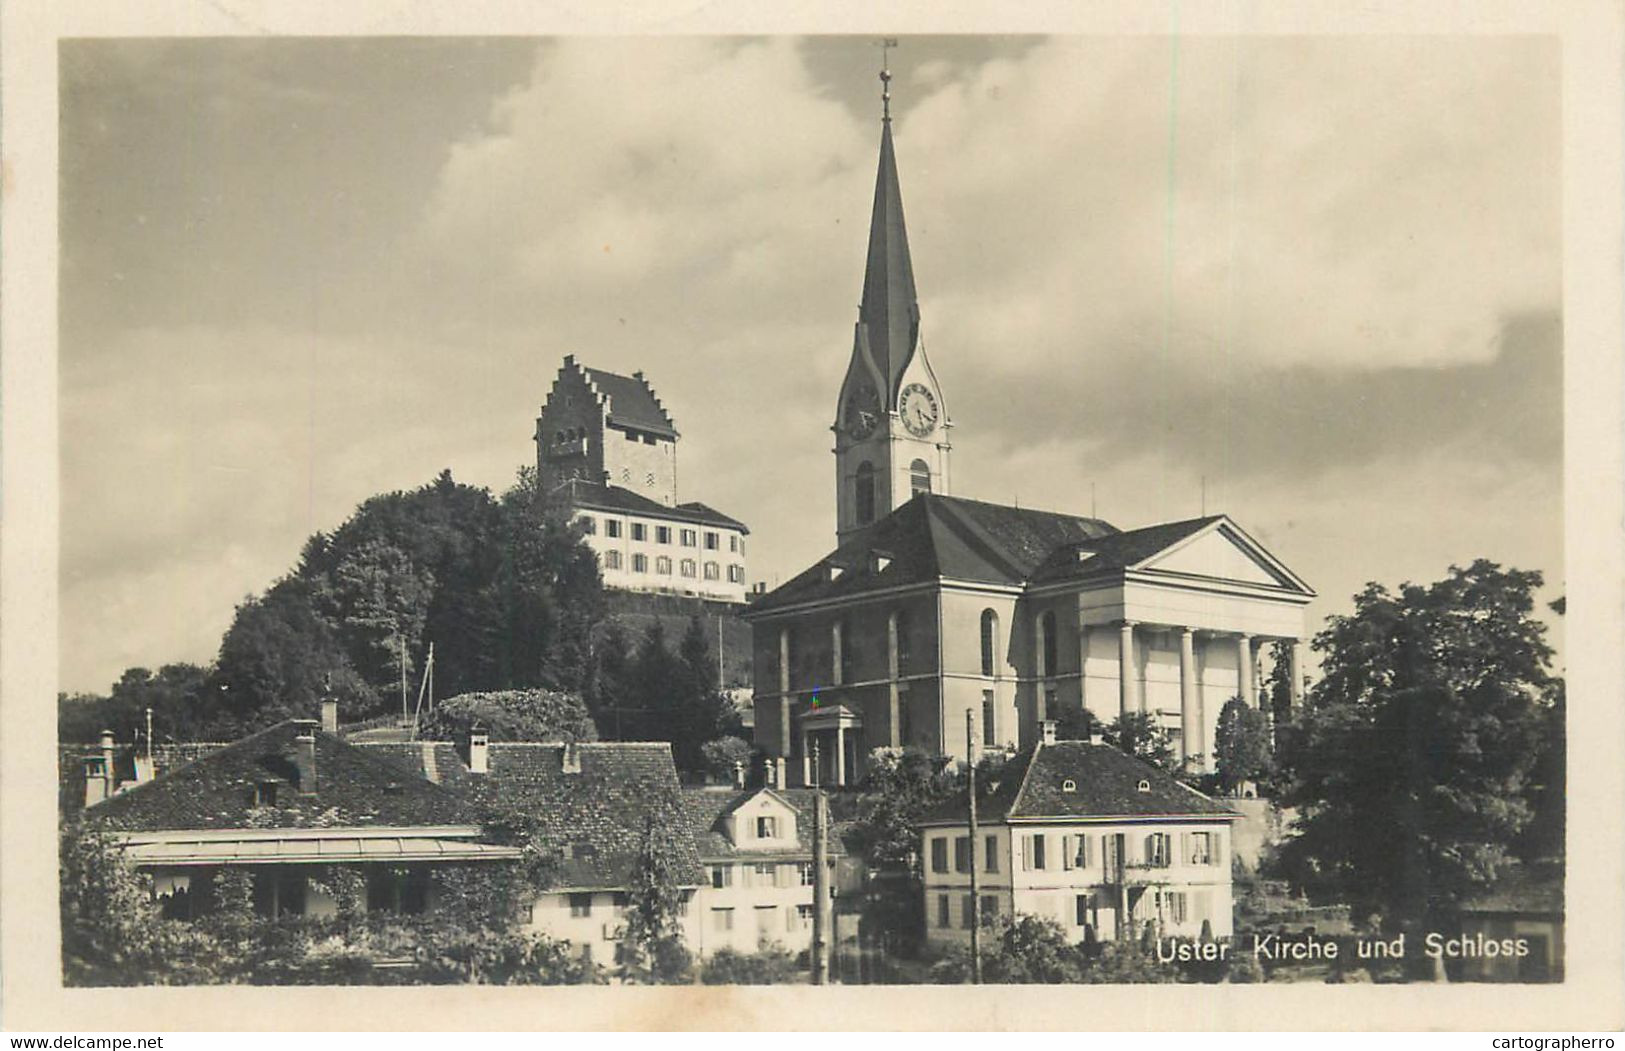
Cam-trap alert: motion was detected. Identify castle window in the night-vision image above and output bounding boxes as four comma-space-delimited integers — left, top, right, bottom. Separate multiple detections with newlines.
703, 561, 720, 581
632, 554, 648, 573
729, 535, 738, 553
604, 551, 622, 570
704, 531, 719, 550
631, 522, 646, 542
605, 520, 622, 539
680, 529, 697, 547
979, 609, 999, 677
578, 515, 597, 535
656, 525, 671, 544
892, 608, 913, 675
727, 565, 744, 583
910, 459, 931, 496
834, 618, 852, 684
982, 690, 995, 746
656, 556, 672, 575
855, 462, 876, 524
680, 559, 696, 578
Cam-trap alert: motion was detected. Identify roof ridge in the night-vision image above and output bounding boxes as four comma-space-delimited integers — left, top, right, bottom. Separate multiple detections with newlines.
88, 720, 300, 810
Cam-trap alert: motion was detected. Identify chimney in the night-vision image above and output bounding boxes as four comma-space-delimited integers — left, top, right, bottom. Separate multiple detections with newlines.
1039, 719, 1057, 745
468, 724, 489, 775
99, 730, 116, 798
83, 754, 110, 807
292, 719, 319, 795
321, 697, 339, 735
132, 707, 155, 783
732, 760, 746, 790
561, 741, 581, 775
773, 757, 786, 788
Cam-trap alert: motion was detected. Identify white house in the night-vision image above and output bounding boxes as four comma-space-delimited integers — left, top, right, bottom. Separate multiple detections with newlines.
919, 724, 1239, 947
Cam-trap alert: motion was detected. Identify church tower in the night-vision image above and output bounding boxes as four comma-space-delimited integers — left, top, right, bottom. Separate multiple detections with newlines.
833, 61, 952, 544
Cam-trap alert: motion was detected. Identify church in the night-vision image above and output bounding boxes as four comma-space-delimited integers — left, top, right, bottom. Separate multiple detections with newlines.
744, 69, 1316, 787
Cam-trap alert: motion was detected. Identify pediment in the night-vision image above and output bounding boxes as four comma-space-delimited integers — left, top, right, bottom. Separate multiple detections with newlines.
1140, 525, 1299, 589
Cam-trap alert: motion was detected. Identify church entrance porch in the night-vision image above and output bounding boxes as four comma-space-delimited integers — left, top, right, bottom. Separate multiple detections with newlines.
798, 704, 863, 787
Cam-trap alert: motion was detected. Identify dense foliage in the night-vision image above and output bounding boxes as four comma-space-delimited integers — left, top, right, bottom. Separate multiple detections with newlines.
928, 915, 1181, 985
699, 945, 803, 985
616, 815, 695, 983
1212, 696, 1273, 794
416, 688, 598, 743
1274, 561, 1562, 932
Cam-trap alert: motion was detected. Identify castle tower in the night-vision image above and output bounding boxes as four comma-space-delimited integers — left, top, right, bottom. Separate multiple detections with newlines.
833, 61, 951, 543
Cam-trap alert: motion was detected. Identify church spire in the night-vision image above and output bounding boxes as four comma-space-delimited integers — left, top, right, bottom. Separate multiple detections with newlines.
858, 52, 920, 395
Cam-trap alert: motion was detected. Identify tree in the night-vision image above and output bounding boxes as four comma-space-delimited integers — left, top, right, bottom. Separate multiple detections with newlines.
1212, 696, 1272, 795
617, 815, 693, 983
1276, 561, 1558, 945
1054, 705, 1104, 742
1104, 712, 1177, 773
699, 736, 753, 785
929, 915, 1084, 984
416, 689, 598, 743
1078, 940, 1179, 984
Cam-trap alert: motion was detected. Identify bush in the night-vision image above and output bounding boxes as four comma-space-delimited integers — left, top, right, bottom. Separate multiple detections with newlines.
700, 944, 803, 985
417, 689, 597, 742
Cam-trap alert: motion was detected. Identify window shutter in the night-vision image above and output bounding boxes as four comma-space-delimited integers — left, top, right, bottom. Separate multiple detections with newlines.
1061, 834, 1074, 870
1213, 833, 1224, 867
1180, 832, 1191, 865
776, 864, 790, 888
1083, 834, 1094, 869
1021, 835, 1033, 871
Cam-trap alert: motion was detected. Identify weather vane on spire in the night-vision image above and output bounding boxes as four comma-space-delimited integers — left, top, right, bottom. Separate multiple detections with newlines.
880, 37, 898, 121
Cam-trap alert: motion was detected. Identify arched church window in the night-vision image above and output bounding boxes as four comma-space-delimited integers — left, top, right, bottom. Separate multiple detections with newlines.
1039, 610, 1058, 678
855, 462, 876, 524
910, 459, 932, 496
980, 609, 999, 678
890, 608, 913, 675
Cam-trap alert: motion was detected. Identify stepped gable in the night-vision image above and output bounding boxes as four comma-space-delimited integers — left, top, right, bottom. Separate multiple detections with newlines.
581, 365, 678, 439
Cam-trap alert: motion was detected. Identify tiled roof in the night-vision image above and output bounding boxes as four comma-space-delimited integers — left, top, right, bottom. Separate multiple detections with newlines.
87, 722, 486, 832
58, 741, 230, 819
680, 787, 847, 860
553, 479, 748, 532
361, 741, 704, 890
748, 493, 1116, 613
581, 366, 678, 438
922, 741, 1237, 825
1029, 516, 1222, 584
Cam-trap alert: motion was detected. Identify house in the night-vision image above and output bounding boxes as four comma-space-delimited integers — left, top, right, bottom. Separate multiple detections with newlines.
680, 786, 852, 957
81, 719, 520, 921
744, 67, 1314, 785
536, 356, 750, 604
361, 736, 705, 965
918, 724, 1239, 947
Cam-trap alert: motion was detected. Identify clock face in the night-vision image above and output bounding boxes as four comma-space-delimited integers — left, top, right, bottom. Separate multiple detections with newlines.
899, 383, 940, 437
844, 382, 882, 439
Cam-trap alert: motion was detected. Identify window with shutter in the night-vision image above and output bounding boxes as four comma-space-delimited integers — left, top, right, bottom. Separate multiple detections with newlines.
930, 837, 949, 874
954, 836, 970, 873
1061, 834, 1075, 870
985, 835, 999, 873
1033, 834, 1047, 870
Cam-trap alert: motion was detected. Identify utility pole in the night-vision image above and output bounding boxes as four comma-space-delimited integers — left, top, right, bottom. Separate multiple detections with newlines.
966, 709, 983, 984
811, 769, 831, 985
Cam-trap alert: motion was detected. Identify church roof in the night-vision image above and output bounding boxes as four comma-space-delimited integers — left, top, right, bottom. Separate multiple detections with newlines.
550, 478, 748, 532
859, 119, 920, 395
746, 492, 1117, 613
921, 740, 1238, 826
1027, 515, 1222, 584
577, 361, 678, 439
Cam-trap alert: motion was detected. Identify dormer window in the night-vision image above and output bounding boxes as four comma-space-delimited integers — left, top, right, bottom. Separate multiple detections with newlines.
1061, 779, 1077, 793
1137, 779, 1151, 793
253, 781, 278, 807
570, 842, 597, 860
873, 553, 892, 573
827, 563, 845, 582
756, 816, 779, 839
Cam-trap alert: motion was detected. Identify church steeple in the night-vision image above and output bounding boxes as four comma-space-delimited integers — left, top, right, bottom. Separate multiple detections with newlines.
859, 115, 921, 395
832, 51, 953, 545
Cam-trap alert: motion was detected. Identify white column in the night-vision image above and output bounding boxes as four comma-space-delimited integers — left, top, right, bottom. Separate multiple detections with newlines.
1288, 640, 1305, 708
1118, 621, 1139, 719
835, 726, 847, 786
1179, 628, 1198, 768
1236, 634, 1256, 709
780, 696, 792, 759
802, 730, 812, 787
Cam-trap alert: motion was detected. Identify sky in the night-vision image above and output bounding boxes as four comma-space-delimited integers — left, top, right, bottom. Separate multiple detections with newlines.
58, 35, 1563, 695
